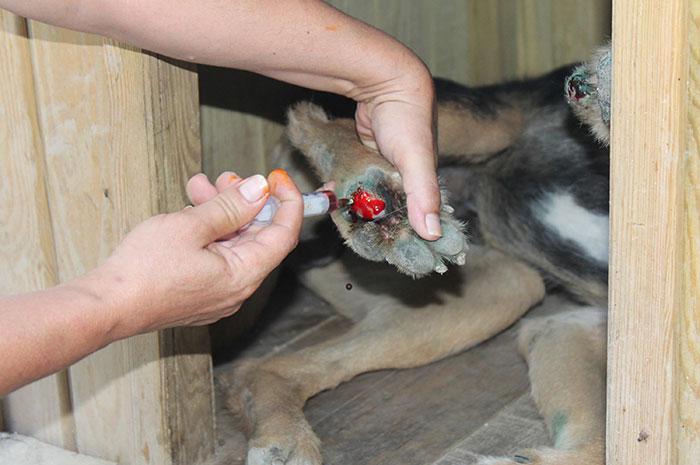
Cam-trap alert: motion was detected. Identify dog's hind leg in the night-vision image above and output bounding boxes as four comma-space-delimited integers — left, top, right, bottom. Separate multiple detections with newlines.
221, 246, 545, 465
478, 307, 606, 465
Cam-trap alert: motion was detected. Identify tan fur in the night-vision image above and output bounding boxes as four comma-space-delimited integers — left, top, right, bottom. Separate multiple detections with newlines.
438, 103, 525, 161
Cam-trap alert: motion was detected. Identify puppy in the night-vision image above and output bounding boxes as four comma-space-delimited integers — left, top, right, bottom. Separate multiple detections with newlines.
220, 45, 612, 465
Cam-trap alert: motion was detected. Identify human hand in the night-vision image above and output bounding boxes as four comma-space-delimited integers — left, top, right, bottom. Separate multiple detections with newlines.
85, 170, 302, 339
351, 59, 440, 241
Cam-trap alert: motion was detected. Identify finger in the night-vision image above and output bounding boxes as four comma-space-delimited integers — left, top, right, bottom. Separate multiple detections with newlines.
215, 170, 303, 283
263, 169, 303, 256
186, 173, 218, 206
185, 174, 270, 245
243, 169, 303, 266
316, 181, 336, 192
355, 105, 379, 151
391, 145, 442, 240
215, 171, 241, 192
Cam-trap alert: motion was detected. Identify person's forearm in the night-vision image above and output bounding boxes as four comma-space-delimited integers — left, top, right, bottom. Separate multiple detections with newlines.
0, 274, 120, 396
0, 0, 422, 99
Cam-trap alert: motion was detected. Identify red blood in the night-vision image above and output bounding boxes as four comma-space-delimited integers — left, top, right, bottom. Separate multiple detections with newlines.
350, 187, 386, 220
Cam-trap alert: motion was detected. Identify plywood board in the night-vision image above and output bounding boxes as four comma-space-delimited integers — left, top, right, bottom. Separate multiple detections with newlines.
608, 0, 689, 463
0, 9, 75, 450
678, 1, 700, 463
25, 22, 213, 464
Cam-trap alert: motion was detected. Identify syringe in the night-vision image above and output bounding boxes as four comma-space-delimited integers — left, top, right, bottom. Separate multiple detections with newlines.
252, 190, 351, 225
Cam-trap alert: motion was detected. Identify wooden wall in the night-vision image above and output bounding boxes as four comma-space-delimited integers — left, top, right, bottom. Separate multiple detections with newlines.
0, 11, 215, 465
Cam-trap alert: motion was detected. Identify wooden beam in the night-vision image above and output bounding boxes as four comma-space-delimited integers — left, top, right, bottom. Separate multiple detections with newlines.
148, 57, 216, 465
608, 0, 689, 464
0, 9, 75, 450
679, 1, 700, 463
25, 22, 214, 464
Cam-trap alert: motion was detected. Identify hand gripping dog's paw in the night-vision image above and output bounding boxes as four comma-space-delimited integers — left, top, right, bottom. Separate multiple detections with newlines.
286, 102, 468, 277
565, 45, 611, 145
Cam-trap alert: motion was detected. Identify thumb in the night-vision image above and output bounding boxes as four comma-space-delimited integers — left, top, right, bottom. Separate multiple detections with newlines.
186, 174, 269, 245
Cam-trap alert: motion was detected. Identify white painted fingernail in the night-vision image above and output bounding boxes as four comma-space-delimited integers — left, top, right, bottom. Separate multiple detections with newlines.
239, 175, 268, 202
425, 213, 442, 237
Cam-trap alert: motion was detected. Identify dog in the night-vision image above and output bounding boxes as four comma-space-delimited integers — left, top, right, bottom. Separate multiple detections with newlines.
219, 45, 612, 465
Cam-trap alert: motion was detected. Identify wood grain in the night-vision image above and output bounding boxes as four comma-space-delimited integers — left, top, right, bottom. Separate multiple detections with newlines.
307, 329, 529, 465
607, 0, 689, 463
466, 0, 611, 85
25, 23, 213, 464
679, 1, 700, 463
148, 57, 217, 465
0, 9, 75, 450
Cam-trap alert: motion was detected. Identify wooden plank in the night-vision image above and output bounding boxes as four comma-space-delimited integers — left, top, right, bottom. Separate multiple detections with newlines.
149, 58, 216, 465
304, 328, 529, 465
466, 0, 611, 85
0, 9, 75, 450
0, 433, 116, 465
431, 394, 549, 465
607, 0, 689, 463
679, 1, 700, 463
26, 23, 213, 464
329, 0, 471, 84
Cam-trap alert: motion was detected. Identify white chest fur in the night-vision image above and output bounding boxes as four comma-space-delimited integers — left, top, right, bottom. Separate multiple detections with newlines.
537, 192, 609, 264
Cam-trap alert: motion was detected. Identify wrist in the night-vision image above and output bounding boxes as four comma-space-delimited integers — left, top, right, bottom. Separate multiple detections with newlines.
64, 265, 141, 345
343, 40, 433, 105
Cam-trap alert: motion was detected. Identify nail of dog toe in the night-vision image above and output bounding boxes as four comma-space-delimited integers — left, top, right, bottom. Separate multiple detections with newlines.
513, 455, 531, 464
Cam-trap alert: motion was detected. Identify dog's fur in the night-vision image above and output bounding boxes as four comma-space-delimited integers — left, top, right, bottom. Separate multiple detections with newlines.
219, 45, 612, 465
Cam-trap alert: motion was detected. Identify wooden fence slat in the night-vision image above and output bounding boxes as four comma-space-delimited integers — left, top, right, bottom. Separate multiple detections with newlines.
148, 57, 216, 465
0, 9, 75, 450
25, 22, 213, 464
608, 0, 689, 463
679, 1, 700, 463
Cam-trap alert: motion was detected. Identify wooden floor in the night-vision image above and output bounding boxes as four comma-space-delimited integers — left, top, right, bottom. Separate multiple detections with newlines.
209, 271, 551, 465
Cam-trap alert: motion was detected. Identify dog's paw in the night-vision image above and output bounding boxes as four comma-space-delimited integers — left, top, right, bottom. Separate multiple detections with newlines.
223, 364, 324, 465
286, 102, 468, 277
565, 45, 611, 145
247, 430, 322, 465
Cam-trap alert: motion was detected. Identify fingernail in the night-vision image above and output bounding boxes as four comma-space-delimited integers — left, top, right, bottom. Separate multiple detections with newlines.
239, 175, 268, 202
425, 213, 442, 237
